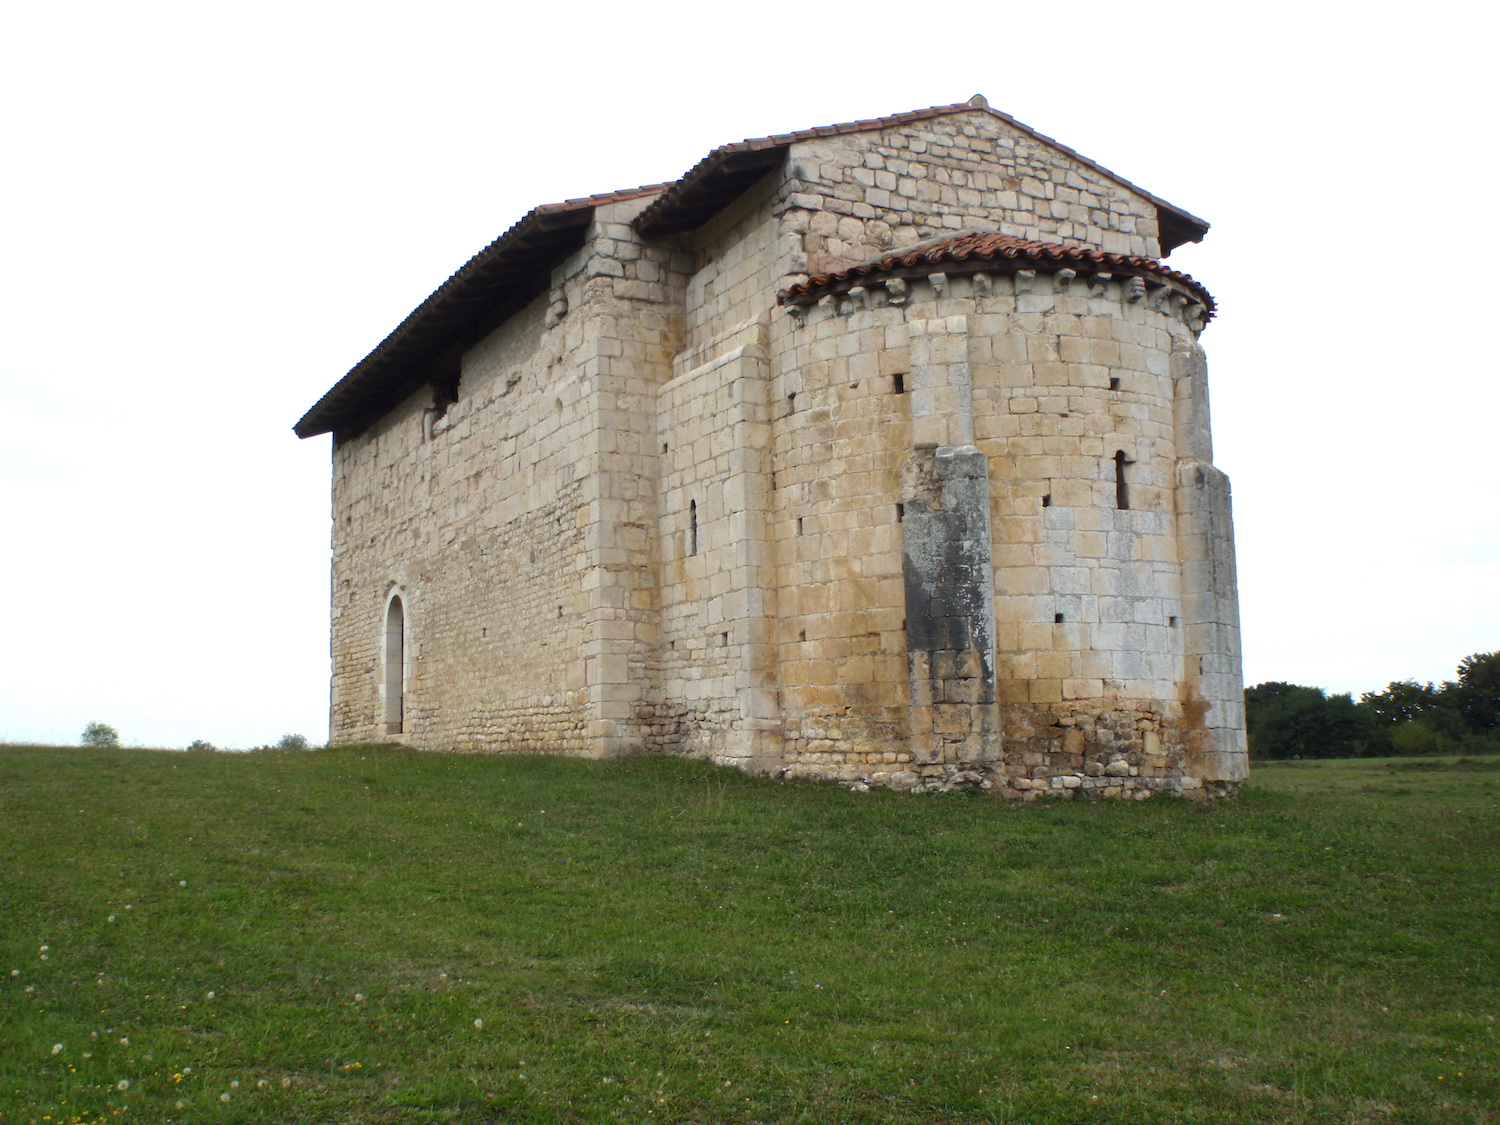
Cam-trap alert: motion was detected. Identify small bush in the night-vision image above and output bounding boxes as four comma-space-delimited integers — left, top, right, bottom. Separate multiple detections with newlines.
1458, 731, 1500, 756
81, 722, 119, 748
187, 740, 217, 753
1391, 721, 1453, 756
276, 733, 311, 751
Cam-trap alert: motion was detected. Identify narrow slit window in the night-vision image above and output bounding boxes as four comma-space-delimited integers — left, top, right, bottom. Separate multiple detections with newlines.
1054, 612, 1065, 624
1041, 492, 1052, 508
1114, 450, 1131, 510
383, 595, 405, 735
895, 502, 904, 522
1109, 376, 1121, 391
786, 391, 797, 414
688, 499, 698, 555
796, 516, 804, 535
892, 373, 906, 395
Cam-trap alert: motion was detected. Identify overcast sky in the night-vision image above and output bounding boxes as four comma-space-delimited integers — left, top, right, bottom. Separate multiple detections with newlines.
3, 1, 1495, 748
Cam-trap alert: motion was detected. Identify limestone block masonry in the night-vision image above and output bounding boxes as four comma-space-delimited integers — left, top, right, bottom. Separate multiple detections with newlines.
296, 97, 1248, 800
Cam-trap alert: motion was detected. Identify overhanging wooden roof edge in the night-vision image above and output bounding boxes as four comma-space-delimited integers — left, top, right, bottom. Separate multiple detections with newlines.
293, 183, 670, 439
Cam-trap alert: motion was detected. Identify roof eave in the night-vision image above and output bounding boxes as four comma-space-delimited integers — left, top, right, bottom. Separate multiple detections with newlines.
294, 185, 670, 440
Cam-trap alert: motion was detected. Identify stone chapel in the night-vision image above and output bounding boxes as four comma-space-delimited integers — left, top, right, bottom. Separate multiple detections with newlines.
295, 96, 1248, 799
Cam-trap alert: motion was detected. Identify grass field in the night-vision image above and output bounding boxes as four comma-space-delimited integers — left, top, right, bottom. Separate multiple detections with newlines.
1, 747, 1495, 1124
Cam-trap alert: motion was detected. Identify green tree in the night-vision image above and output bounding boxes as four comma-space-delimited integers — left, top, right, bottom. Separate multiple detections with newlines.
81, 722, 119, 748
1359, 679, 1444, 727
1448, 651, 1500, 733
1358, 679, 1463, 754
276, 733, 310, 750
1244, 682, 1374, 759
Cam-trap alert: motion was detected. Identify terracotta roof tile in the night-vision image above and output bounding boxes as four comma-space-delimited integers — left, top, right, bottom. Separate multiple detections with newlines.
779, 230, 1215, 315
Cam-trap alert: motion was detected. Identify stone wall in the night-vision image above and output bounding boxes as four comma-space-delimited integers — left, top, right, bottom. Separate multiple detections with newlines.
774, 262, 1246, 796
329, 198, 694, 753
652, 322, 781, 766
784, 110, 1162, 279
329, 294, 592, 750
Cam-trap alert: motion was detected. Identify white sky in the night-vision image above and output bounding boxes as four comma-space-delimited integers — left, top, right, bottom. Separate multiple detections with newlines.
3, 1, 1495, 748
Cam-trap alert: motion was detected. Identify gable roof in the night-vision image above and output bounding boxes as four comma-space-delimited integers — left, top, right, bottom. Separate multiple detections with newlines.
295, 98, 1210, 439
631, 95, 1210, 252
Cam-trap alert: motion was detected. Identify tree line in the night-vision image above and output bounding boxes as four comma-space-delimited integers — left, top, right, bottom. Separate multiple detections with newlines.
1244, 651, 1500, 759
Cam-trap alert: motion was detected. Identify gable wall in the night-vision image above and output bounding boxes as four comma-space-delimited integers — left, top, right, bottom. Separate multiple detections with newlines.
788, 110, 1161, 276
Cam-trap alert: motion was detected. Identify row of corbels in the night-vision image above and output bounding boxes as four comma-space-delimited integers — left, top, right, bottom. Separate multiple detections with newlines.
786, 270, 1208, 333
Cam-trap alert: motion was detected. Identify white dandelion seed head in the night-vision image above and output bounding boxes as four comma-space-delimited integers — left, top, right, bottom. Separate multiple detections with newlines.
257, 1079, 267, 1089
39, 945, 49, 953
230, 1080, 239, 1088
179, 880, 187, 887
183, 1066, 191, 1073
116, 1079, 129, 1091
51, 1043, 64, 1055
9, 969, 17, 976
107, 915, 116, 923
174, 1101, 185, 1110
119, 1037, 129, 1046
205, 991, 215, 1000
473, 1018, 484, 1030
353, 993, 364, 1002
220, 1092, 231, 1102
282, 1077, 291, 1088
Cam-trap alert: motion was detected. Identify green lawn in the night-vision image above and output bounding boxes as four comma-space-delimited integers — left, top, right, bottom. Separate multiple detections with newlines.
1, 747, 1495, 1123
